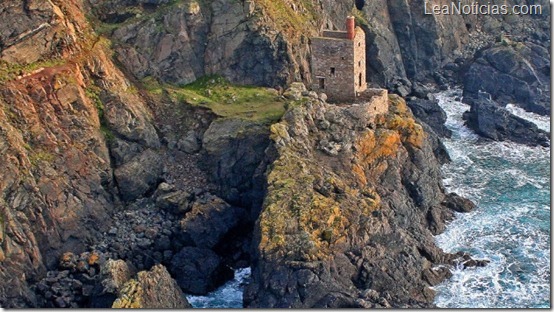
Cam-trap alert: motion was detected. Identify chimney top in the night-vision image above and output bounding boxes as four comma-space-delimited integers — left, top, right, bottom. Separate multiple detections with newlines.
346, 16, 355, 40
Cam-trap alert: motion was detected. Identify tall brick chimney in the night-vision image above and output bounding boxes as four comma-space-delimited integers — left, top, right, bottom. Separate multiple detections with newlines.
346, 16, 355, 40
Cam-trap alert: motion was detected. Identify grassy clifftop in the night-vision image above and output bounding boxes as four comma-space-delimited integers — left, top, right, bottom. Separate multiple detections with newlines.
142, 75, 287, 124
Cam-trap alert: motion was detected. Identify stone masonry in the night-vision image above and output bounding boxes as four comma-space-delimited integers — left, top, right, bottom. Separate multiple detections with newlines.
310, 16, 367, 102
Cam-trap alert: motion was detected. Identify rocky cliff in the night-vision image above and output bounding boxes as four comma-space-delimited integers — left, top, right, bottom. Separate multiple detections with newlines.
83, 0, 550, 93
0, 0, 548, 308
0, 0, 168, 307
244, 86, 476, 308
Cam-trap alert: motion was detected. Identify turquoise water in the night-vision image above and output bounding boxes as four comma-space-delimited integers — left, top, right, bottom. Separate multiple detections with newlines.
433, 90, 551, 308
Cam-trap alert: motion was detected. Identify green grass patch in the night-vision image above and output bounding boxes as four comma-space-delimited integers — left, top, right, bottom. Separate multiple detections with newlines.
100, 124, 115, 143
0, 59, 66, 83
145, 75, 287, 124
85, 86, 104, 119
29, 150, 55, 167
141, 76, 164, 95
351, 8, 369, 27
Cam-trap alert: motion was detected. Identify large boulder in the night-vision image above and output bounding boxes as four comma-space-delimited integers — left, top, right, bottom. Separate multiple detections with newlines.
179, 194, 246, 248
462, 96, 550, 147
155, 183, 195, 215
89, 259, 135, 308
112, 264, 191, 308
169, 247, 233, 295
114, 149, 164, 202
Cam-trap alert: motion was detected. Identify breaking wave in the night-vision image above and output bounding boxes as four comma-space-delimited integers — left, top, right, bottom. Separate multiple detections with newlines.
433, 90, 550, 308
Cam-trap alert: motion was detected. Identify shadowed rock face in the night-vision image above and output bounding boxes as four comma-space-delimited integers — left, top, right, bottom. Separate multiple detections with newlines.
245, 91, 473, 308
463, 42, 551, 115
463, 97, 550, 147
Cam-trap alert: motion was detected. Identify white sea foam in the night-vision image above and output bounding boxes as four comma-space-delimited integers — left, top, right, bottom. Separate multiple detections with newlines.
506, 104, 551, 133
186, 267, 251, 308
433, 90, 551, 308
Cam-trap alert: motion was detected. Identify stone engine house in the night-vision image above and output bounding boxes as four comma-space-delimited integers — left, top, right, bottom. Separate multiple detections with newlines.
310, 16, 367, 102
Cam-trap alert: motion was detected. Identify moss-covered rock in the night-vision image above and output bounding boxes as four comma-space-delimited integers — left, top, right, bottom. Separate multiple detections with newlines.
246, 85, 468, 308
112, 264, 191, 309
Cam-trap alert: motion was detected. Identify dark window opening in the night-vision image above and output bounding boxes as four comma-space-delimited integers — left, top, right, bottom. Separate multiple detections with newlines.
358, 61, 361, 67
359, 73, 362, 87
319, 78, 325, 89
330, 67, 336, 75
358, 42, 361, 47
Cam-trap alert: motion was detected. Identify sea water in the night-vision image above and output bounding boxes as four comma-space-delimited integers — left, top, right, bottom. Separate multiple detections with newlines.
186, 267, 251, 308
432, 89, 551, 308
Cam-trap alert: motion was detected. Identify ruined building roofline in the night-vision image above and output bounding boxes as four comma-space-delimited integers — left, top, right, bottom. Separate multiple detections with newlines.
314, 27, 364, 40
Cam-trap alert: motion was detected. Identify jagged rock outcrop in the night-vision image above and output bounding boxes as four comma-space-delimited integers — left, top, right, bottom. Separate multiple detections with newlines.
463, 41, 551, 115
91, 0, 297, 87
406, 98, 451, 138
462, 96, 550, 147
405, 98, 452, 163
245, 89, 473, 308
112, 264, 191, 308
92, 259, 135, 306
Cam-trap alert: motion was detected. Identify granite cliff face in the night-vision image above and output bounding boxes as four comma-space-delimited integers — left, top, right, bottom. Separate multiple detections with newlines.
83, 0, 550, 93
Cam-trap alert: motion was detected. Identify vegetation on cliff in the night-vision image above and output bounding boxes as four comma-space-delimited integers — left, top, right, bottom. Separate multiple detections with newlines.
259, 93, 425, 262
142, 75, 287, 123
246, 86, 468, 308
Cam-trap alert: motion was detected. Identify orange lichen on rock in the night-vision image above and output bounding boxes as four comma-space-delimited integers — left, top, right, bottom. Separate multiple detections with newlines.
354, 129, 401, 165
385, 94, 425, 148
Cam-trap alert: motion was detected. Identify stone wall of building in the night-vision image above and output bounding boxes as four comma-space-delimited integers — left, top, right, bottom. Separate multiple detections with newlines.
353, 28, 367, 95
364, 88, 389, 116
311, 34, 355, 102
310, 27, 366, 103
